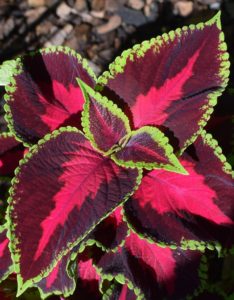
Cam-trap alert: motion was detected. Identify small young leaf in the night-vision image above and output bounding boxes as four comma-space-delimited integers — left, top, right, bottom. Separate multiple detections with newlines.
112, 126, 187, 174
95, 231, 205, 300
79, 79, 131, 154
4, 47, 96, 146
98, 12, 230, 152
124, 131, 234, 249
0, 60, 17, 86
0, 225, 13, 284
6, 127, 141, 294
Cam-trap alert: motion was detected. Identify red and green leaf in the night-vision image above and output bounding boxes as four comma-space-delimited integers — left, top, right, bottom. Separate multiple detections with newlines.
4, 46, 96, 146
87, 206, 129, 252
98, 12, 230, 152
124, 131, 234, 251
36, 251, 76, 299
0, 225, 13, 283
74, 250, 102, 300
0, 132, 25, 177
103, 282, 137, 300
95, 231, 206, 300
79, 79, 131, 154
6, 127, 141, 294
112, 126, 187, 173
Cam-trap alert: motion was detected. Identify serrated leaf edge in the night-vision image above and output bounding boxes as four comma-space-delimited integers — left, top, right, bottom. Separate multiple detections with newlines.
97, 11, 230, 154
0, 223, 14, 284
122, 130, 234, 254
3, 46, 97, 148
79, 78, 131, 155
93, 233, 209, 300
5, 125, 142, 296
111, 125, 188, 174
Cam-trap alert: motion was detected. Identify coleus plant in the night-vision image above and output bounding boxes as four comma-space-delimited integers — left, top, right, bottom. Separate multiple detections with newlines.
0, 11, 233, 300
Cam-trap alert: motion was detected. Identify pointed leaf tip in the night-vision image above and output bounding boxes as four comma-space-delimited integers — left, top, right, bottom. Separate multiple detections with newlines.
4, 48, 96, 145
79, 78, 131, 154
124, 133, 234, 249
8, 128, 141, 290
206, 11, 221, 29
99, 13, 229, 152
112, 126, 188, 174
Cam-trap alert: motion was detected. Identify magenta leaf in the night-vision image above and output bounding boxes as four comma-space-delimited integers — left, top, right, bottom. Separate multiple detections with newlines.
79, 79, 131, 154
112, 126, 187, 173
36, 251, 76, 299
87, 206, 129, 252
124, 131, 234, 250
98, 12, 230, 152
4, 47, 96, 145
0, 132, 24, 176
0, 225, 13, 283
95, 231, 206, 299
6, 127, 141, 294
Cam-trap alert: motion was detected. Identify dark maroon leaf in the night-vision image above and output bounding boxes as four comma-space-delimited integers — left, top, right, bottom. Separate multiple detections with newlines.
206, 113, 234, 167
87, 206, 129, 251
7, 127, 141, 294
36, 251, 76, 299
113, 284, 137, 300
98, 12, 230, 151
79, 79, 130, 154
112, 126, 186, 173
0, 226, 13, 283
4, 47, 96, 145
124, 131, 234, 250
103, 282, 137, 300
76, 251, 101, 300
0, 132, 24, 176
95, 231, 206, 300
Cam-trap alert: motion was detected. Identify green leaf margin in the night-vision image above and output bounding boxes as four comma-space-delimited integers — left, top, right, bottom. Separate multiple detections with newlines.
5, 126, 143, 296
93, 233, 209, 300
122, 130, 233, 255
97, 11, 230, 154
0, 223, 14, 284
3, 46, 97, 148
0, 60, 17, 86
111, 125, 188, 174
35, 251, 76, 299
78, 78, 131, 155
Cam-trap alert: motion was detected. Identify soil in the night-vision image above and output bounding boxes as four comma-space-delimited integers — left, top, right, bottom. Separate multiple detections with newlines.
0, 0, 233, 74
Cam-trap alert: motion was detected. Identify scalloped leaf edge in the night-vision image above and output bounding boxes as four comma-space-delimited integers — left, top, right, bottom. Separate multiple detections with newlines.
111, 125, 188, 174
0, 223, 14, 284
78, 78, 131, 155
93, 233, 209, 300
97, 11, 230, 154
5, 125, 143, 296
3, 46, 97, 148
122, 129, 234, 254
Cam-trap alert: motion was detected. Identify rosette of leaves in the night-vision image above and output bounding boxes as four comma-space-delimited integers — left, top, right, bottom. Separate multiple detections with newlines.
0, 11, 233, 300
